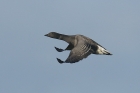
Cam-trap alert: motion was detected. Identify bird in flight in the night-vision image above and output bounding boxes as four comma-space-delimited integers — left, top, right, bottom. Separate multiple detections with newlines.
44, 32, 112, 64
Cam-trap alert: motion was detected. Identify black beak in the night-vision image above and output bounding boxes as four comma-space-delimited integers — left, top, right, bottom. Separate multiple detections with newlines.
44, 34, 48, 36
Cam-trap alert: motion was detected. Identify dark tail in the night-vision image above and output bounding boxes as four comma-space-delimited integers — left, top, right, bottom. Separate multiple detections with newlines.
105, 52, 112, 55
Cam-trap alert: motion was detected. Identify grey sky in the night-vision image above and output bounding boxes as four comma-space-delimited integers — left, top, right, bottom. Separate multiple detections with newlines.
0, 0, 140, 93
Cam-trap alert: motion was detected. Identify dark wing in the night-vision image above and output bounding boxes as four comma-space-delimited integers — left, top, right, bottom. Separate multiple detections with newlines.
80, 35, 107, 50
65, 40, 92, 63
55, 44, 74, 52
54, 47, 64, 52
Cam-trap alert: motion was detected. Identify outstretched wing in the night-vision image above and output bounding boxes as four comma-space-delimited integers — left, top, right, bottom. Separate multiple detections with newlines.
65, 39, 92, 63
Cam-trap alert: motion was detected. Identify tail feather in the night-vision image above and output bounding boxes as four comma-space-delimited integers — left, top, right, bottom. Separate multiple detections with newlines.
104, 50, 112, 55
97, 45, 112, 55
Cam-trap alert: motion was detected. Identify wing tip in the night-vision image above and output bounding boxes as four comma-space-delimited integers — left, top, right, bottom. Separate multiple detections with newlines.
54, 47, 64, 52
56, 58, 64, 64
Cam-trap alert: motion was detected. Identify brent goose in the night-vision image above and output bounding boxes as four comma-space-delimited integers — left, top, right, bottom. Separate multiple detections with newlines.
44, 32, 112, 64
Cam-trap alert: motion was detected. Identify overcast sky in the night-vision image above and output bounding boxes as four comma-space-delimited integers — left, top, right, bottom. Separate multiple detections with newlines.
0, 0, 140, 93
